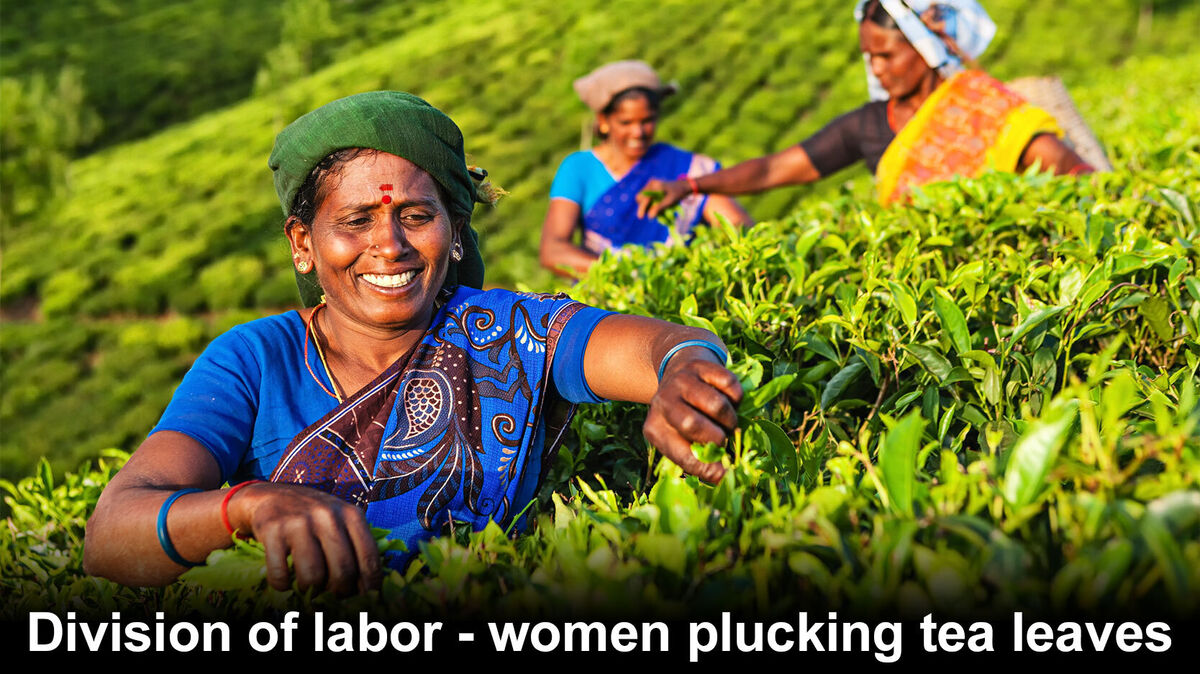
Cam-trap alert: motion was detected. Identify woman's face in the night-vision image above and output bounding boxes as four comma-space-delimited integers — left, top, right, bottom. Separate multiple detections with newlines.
859, 21, 933, 100
288, 150, 458, 333
599, 95, 658, 161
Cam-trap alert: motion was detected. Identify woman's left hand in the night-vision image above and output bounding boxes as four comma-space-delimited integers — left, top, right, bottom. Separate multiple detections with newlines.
583, 316, 744, 483
642, 350, 744, 483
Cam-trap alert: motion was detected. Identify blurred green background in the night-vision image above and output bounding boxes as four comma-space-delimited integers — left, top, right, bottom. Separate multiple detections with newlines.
2, 0, 1197, 480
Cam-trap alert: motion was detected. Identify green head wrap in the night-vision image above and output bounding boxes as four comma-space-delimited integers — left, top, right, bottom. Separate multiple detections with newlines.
268, 91, 487, 307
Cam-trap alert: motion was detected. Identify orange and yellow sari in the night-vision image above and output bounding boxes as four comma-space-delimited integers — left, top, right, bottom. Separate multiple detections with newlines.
875, 70, 1062, 205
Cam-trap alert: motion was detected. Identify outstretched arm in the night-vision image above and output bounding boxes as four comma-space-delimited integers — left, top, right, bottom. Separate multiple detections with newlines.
1019, 133, 1094, 175
583, 314, 744, 483
702, 193, 754, 227
638, 145, 821, 220
84, 431, 381, 594
539, 198, 599, 279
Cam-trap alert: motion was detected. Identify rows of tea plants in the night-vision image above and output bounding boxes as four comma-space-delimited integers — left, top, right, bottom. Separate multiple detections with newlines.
6, 0, 1198, 311
3, 0, 1198, 482
0, 0, 457, 150
2, 43, 1195, 482
4, 159, 1197, 618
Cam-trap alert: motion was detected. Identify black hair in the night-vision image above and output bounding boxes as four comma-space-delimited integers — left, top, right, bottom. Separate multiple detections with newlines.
601, 86, 663, 116
860, 0, 900, 30
595, 86, 662, 141
287, 148, 470, 230
288, 147, 373, 225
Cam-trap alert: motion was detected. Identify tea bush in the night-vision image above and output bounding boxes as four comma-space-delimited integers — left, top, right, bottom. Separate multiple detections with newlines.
2, 1, 1198, 622
3, 1, 1198, 481
4, 147, 1197, 621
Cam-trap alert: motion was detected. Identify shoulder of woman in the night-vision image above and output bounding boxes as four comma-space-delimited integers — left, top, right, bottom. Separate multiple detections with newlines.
448, 287, 589, 319
204, 311, 307, 362
556, 150, 595, 169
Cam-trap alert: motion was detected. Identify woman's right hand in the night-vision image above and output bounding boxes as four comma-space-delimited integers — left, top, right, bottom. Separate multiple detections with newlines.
637, 178, 691, 220
228, 482, 383, 595
84, 431, 382, 595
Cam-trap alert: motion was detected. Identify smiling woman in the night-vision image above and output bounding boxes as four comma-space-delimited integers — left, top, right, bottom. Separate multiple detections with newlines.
82, 91, 745, 595
539, 60, 751, 279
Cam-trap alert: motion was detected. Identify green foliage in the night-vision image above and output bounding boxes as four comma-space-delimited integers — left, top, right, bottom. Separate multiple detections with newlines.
2, 0, 1199, 619
5, 147, 1198, 619
253, 0, 340, 96
0, 65, 100, 225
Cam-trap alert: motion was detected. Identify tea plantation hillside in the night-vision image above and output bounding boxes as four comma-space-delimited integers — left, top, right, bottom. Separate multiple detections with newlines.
2, 52, 1197, 623
2, 1, 1199, 480
0, 0, 460, 149
1, 1, 1199, 629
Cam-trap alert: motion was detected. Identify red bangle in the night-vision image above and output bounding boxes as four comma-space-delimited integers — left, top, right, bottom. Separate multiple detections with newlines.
1067, 162, 1095, 176
220, 480, 264, 535
684, 175, 701, 196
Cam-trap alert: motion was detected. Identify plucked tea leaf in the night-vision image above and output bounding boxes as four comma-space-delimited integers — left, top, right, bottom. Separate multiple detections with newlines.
181, 539, 267, 590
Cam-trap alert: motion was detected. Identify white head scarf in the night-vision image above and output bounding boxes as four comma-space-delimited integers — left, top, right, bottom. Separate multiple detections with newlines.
855, 0, 996, 100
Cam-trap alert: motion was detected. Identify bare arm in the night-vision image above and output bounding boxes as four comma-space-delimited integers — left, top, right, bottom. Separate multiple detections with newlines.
583, 315, 744, 483
702, 193, 754, 227
539, 198, 599, 279
1018, 133, 1093, 175
638, 145, 822, 220
84, 431, 381, 594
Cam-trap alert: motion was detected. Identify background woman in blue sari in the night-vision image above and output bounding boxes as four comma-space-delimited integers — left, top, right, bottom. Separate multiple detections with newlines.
83, 91, 744, 595
540, 61, 751, 279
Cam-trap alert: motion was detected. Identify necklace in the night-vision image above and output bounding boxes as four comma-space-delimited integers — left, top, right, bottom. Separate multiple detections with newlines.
886, 98, 900, 132
303, 303, 343, 402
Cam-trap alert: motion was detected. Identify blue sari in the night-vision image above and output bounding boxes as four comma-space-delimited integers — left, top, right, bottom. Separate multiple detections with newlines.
583, 143, 716, 254
270, 287, 585, 568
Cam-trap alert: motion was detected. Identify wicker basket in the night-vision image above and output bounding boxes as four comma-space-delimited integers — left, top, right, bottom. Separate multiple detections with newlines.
1006, 76, 1113, 171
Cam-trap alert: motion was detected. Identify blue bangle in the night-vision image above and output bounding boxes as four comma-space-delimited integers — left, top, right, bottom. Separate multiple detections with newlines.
156, 488, 204, 567
657, 339, 728, 381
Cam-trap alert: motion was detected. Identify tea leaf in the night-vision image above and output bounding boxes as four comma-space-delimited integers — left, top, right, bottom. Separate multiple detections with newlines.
1010, 306, 1066, 347
879, 411, 925, 516
741, 374, 797, 412
756, 419, 798, 480
1138, 295, 1174, 342
933, 289, 971, 354
887, 281, 918, 330
821, 360, 867, 410
903, 344, 953, 383
1003, 402, 1078, 507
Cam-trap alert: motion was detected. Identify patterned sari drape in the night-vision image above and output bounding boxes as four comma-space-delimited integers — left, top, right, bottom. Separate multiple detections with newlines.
583, 143, 715, 254
875, 70, 1063, 205
270, 287, 584, 567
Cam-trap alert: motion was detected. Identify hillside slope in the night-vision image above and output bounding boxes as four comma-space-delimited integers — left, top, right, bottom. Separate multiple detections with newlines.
1, 1, 1198, 479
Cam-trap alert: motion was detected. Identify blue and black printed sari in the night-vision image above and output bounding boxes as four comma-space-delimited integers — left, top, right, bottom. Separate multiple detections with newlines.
270, 286, 586, 568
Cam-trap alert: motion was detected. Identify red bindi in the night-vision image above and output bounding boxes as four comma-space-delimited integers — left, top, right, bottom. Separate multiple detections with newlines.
381, 195, 392, 204
379, 184, 393, 204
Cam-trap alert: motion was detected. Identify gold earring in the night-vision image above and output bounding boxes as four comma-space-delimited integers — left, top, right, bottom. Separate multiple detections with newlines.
451, 240, 463, 262
297, 260, 310, 272
599, 125, 610, 134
